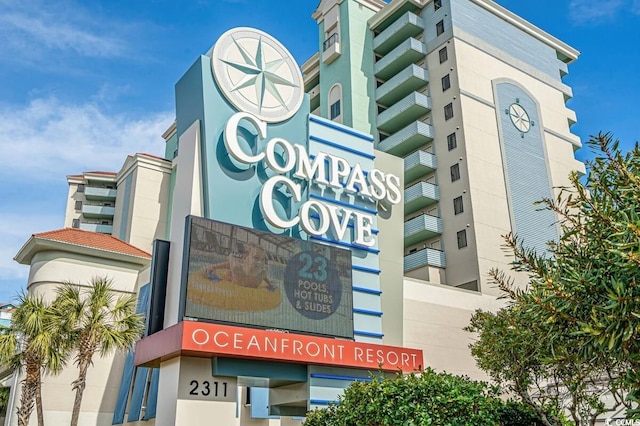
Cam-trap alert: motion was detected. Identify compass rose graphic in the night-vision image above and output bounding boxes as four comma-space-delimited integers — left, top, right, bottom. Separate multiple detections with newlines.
212, 28, 304, 123
508, 103, 531, 133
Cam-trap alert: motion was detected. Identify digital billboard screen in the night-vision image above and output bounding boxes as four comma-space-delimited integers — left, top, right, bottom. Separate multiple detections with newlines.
182, 216, 354, 339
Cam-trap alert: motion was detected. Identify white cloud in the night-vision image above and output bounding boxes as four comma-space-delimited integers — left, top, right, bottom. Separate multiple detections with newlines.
0, 97, 173, 180
0, 13, 126, 58
0, 97, 172, 290
569, 0, 626, 24
0, 0, 140, 62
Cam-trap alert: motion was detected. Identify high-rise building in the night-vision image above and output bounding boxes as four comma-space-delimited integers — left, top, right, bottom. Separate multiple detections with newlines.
63, 153, 172, 248
305, 0, 584, 294
8, 0, 584, 424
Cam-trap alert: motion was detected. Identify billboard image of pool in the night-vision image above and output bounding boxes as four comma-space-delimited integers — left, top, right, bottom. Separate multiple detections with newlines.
182, 216, 354, 339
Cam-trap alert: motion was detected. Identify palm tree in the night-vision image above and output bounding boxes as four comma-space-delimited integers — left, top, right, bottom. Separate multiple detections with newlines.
0, 295, 66, 426
0, 386, 10, 417
54, 277, 144, 426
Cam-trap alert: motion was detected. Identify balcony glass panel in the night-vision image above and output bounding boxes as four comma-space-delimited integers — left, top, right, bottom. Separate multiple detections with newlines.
81, 204, 116, 218
84, 186, 117, 200
79, 223, 113, 234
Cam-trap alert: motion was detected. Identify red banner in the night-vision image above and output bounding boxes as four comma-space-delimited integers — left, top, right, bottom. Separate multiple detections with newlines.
135, 321, 423, 373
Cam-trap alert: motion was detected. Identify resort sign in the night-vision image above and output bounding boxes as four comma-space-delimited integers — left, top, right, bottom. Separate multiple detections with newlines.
212, 28, 401, 248
224, 112, 401, 247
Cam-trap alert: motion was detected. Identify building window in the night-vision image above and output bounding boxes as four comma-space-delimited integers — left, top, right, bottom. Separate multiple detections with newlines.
450, 163, 460, 182
434, 0, 442, 10
74, 200, 82, 210
457, 229, 468, 249
330, 100, 341, 120
77, 184, 85, 193
328, 84, 342, 123
436, 20, 445, 36
444, 103, 454, 120
72, 219, 80, 229
439, 47, 448, 63
447, 132, 457, 150
454, 196, 464, 215
441, 74, 451, 91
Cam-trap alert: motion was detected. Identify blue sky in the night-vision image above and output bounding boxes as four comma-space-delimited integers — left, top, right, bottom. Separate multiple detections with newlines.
0, 0, 638, 302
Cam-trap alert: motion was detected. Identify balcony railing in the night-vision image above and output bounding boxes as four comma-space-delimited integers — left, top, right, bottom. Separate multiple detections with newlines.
405, 150, 436, 183
373, 11, 424, 55
79, 223, 113, 234
84, 186, 117, 201
404, 214, 443, 247
404, 181, 439, 214
374, 37, 426, 80
322, 33, 341, 64
378, 121, 434, 157
323, 33, 339, 51
81, 204, 116, 218
404, 247, 446, 271
376, 64, 429, 106
377, 92, 431, 133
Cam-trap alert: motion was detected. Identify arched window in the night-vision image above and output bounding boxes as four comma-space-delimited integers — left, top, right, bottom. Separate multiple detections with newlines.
328, 84, 342, 123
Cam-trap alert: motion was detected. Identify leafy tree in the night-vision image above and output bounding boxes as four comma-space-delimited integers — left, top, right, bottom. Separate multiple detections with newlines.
303, 368, 543, 425
0, 295, 66, 426
53, 277, 144, 426
467, 133, 640, 422
467, 302, 625, 425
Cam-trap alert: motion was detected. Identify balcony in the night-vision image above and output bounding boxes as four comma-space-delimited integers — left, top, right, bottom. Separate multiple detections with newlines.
377, 92, 431, 133
84, 186, 117, 201
79, 223, 113, 234
322, 33, 341, 64
374, 38, 426, 80
404, 214, 443, 247
308, 84, 320, 112
376, 64, 429, 107
82, 204, 116, 219
378, 121, 434, 157
404, 248, 446, 271
405, 150, 436, 183
404, 181, 439, 215
373, 11, 424, 55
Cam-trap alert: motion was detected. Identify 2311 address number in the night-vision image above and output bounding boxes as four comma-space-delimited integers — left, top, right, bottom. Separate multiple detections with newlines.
189, 380, 229, 397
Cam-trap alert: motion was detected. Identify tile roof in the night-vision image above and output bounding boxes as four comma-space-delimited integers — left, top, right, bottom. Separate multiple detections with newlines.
33, 228, 151, 259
